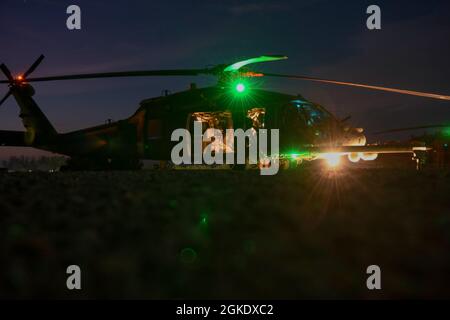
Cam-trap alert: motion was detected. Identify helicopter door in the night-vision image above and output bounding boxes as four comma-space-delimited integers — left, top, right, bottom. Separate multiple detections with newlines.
247, 108, 265, 129
145, 118, 164, 158
279, 103, 313, 149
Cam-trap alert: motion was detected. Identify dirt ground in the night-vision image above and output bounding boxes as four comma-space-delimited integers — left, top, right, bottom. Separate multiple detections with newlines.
0, 162, 449, 299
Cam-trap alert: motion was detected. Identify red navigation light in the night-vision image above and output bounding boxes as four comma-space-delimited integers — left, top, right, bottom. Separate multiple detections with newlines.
241, 71, 264, 78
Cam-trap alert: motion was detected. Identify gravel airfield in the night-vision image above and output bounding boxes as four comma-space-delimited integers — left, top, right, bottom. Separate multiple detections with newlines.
1, 163, 450, 299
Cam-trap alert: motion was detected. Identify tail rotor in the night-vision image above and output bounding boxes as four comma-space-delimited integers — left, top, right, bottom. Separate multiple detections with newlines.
0, 54, 45, 107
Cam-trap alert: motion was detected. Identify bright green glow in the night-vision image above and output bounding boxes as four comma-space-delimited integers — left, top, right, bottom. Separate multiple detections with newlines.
224, 55, 288, 72
443, 127, 450, 137
288, 151, 311, 159
199, 213, 208, 227
230, 79, 249, 97
236, 83, 246, 93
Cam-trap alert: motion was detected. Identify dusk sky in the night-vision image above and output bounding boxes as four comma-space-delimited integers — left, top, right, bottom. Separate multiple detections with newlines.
1, 0, 450, 159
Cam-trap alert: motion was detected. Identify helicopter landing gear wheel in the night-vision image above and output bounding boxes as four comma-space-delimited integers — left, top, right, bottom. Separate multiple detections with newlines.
279, 159, 295, 170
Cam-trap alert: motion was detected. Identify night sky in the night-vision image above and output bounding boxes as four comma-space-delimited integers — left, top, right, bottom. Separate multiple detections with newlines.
1, 0, 450, 159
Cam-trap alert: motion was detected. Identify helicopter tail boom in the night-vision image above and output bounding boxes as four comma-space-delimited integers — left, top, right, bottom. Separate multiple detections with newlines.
1, 56, 58, 147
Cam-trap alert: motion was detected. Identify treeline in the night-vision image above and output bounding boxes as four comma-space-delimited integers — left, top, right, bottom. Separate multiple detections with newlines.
1, 156, 67, 171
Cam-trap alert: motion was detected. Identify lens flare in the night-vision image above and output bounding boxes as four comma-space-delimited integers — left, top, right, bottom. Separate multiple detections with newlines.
236, 83, 246, 93
323, 153, 340, 168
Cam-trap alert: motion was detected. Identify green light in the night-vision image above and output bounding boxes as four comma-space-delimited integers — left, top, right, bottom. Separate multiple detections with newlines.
199, 212, 208, 227
236, 83, 246, 93
287, 151, 312, 159
443, 127, 450, 137
229, 79, 250, 97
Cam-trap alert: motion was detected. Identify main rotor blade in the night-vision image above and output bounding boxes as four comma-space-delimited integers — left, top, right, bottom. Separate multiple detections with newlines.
223, 55, 288, 72
0, 90, 12, 107
25, 69, 209, 82
373, 124, 449, 135
24, 54, 45, 78
263, 73, 450, 101
0, 64, 14, 82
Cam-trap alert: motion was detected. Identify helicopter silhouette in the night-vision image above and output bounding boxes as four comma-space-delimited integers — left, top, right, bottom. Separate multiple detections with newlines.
1, 55, 446, 170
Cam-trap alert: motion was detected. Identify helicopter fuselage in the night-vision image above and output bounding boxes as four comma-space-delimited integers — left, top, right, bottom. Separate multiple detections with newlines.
34, 85, 365, 169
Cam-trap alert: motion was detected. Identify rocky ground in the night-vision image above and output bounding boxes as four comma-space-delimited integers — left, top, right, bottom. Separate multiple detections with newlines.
0, 161, 449, 299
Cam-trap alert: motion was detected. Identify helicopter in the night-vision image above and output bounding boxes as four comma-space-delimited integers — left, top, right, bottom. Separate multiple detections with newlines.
0, 54, 448, 171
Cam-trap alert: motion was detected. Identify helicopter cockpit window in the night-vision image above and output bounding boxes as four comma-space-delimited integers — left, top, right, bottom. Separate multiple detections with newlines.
188, 111, 234, 153
190, 111, 233, 131
291, 100, 329, 126
247, 108, 265, 129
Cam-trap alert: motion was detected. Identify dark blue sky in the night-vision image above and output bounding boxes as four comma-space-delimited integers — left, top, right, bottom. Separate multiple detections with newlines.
1, 0, 450, 158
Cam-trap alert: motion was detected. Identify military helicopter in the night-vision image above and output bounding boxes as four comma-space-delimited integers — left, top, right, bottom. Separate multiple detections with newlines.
0, 54, 448, 170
